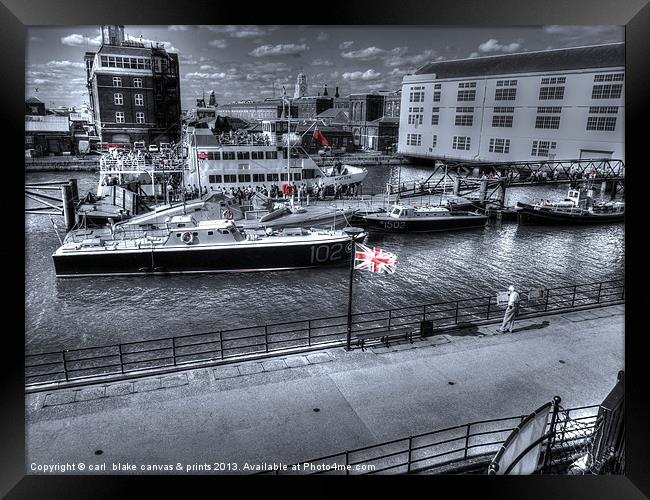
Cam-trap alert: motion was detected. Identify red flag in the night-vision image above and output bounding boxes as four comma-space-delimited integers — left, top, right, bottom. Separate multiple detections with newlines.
354, 243, 397, 274
313, 129, 330, 147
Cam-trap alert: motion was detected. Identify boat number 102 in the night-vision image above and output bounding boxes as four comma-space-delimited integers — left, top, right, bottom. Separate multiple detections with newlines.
310, 242, 349, 263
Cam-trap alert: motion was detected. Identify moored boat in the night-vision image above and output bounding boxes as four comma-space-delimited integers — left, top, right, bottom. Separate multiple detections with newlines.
52, 215, 367, 277
516, 187, 624, 225
363, 204, 488, 232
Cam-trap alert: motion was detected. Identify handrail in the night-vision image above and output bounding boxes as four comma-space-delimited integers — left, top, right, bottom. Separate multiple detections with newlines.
25, 279, 623, 387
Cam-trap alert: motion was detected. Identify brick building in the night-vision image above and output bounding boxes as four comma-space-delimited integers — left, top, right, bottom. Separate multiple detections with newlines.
84, 25, 181, 146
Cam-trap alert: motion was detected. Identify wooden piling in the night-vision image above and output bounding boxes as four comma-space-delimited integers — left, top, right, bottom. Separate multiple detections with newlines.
68, 179, 79, 203
479, 179, 488, 202
61, 184, 76, 231
453, 177, 461, 196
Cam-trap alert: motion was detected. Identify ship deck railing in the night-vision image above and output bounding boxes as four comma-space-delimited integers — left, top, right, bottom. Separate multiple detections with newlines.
100, 156, 187, 173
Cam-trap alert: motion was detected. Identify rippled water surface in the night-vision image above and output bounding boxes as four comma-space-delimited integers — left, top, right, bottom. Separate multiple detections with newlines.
25, 166, 625, 352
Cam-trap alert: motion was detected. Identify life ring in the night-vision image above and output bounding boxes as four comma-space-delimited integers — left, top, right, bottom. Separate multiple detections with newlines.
222, 209, 233, 220
181, 231, 194, 244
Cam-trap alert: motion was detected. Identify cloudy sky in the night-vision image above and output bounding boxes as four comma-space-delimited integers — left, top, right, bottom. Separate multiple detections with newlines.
26, 25, 623, 109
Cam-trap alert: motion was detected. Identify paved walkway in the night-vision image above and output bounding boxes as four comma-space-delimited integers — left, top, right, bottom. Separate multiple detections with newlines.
26, 304, 624, 474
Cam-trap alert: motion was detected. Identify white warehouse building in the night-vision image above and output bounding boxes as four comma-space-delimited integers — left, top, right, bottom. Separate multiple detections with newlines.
397, 43, 624, 163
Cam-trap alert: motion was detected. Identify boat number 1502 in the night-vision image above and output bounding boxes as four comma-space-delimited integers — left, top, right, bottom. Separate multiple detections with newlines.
310, 243, 345, 263
382, 221, 406, 229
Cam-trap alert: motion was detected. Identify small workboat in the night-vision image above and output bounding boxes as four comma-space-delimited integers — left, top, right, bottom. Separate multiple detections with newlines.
363, 204, 488, 232
52, 215, 367, 277
516, 187, 624, 225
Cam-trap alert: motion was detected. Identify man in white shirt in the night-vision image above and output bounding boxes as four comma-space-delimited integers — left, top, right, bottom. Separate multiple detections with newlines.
498, 285, 520, 333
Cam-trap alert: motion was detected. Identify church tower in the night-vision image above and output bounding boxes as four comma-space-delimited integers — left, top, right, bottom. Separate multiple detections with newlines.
294, 70, 307, 98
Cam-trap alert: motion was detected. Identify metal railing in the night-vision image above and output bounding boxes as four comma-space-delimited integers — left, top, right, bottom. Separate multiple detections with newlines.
262, 404, 601, 475
25, 279, 623, 387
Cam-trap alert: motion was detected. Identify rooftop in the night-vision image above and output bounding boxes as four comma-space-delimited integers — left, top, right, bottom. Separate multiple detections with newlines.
414, 42, 624, 79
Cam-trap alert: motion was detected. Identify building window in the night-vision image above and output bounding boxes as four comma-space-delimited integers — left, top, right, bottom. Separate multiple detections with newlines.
458, 82, 476, 88
541, 77, 566, 85
114, 93, 123, 105
238, 174, 251, 183
266, 173, 279, 182
489, 138, 510, 154
495, 88, 517, 100
133, 78, 143, 88
457, 89, 476, 101
408, 106, 424, 125
455, 114, 474, 126
112, 77, 121, 87
452, 136, 471, 151
592, 83, 623, 99
135, 94, 144, 106
496, 80, 517, 87
432, 134, 437, 148
539, 86, 565, 100
594, 73, 624, 82
224, 174, 237, 183
587, 116, 617, 131
531, 140, 556, 157
535, 116, 561, 129
588, 106, 618, 114
406, 133, 422, 146
222, 151, 236, 160
208, 175, 223, 183
434, 83, 441, 89
265, 151, 278, 160
409, 86, 425, 102
492, 106, 514, 128
431, 107, 439, 125
236, 151, 250, 160
207, 152, 221, 160
252, 174, 265, 182
115, 112, 124, 123
135, 112, 145, 124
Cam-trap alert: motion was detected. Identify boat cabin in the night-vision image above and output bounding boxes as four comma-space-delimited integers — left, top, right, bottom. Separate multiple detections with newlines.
388, 205, 450, 218
166, 216, 245, 246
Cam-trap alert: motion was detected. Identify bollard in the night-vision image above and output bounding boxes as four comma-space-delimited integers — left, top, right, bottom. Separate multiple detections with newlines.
453, 177, 461, 196
68, 179, 79, 203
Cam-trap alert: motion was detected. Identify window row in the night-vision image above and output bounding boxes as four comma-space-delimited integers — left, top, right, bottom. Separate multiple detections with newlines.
452, 136, 471, 151
113, 93, 144, 106
539, 86, 565, 100
589, 106, 618, 114
100, 55, 151, 70
537, 106, 562, 113
458, 82, 476, 88
457, 90, 476, 101
112, 77, 143, 88
115, 112, 145, 124
496, 80, 517, 87
541, 76, 565, 85
586, 116, 617, 131
208, 173, 301, 184
535, 116, 561, 129
454, 114, 474, 126
200, 151, 279, 161
531, 140, 556, 157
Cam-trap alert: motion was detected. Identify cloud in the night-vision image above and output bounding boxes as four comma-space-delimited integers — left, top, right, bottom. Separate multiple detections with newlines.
249, 43, 309, 57
542, 25, 621, 37
168, 25, 194, 31
61, 33, 101, 46
384, 48, 434, 67
125, 34, 179, 53
208, 39, 227, 48
46, 60, 85, 69
316, 32, 329, 41
468, 52, 480, 58
339, 41, 354, 49
311, 59, 333, 66
389, 68, 411, 77
478, 39, 521, 53
342, 69, 382, 80
204, 25, 277, 38
341, 46, 386, 60
200, 65, 217, 70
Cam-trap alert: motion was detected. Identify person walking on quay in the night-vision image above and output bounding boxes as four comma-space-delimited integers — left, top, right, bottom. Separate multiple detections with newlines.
498, 285, 520, 333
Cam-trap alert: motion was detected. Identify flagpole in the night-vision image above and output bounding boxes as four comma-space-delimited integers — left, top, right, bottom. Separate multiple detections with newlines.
346, 238, 355, 350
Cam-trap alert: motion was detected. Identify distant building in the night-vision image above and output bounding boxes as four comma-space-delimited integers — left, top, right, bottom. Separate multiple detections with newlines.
398, 43, 625, 162
218, 100, 297, 121
25, 97, 72, 155
84, 25, 181, 146
294, 70, 307, 98
316, 108, 350, 126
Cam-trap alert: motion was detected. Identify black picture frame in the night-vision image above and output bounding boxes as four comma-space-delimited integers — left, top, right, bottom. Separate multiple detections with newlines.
3, 0, 647, 497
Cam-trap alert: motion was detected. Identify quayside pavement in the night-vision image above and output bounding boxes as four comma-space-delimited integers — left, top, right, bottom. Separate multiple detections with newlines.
26, 304, 624, 474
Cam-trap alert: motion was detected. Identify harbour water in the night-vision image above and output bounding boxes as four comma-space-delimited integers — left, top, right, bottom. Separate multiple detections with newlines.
25, 165, 624, 353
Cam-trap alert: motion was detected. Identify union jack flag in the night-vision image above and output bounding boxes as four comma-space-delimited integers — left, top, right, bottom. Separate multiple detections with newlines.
354, 243, 397, 274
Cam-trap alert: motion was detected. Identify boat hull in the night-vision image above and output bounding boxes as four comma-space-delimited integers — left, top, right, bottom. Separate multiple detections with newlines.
517, 204, 624, 225
53, 233, 366, 278
363, 214, 488, 233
